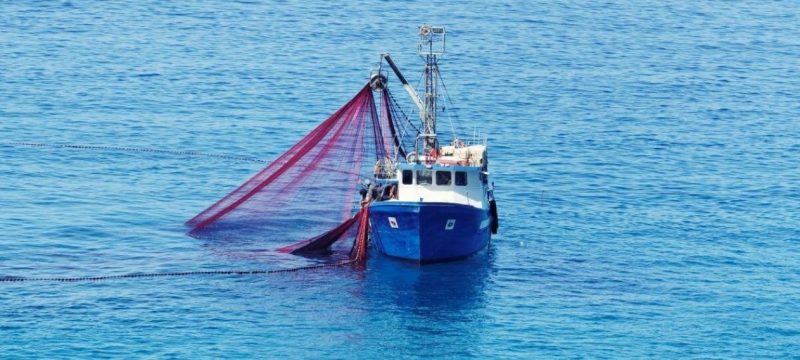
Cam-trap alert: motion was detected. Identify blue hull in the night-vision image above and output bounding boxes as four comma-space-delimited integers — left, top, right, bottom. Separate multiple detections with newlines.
369, 201, 491, 262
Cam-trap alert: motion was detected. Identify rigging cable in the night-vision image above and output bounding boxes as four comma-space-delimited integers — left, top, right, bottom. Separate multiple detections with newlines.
386, 88, 420, 155
433, 67, 461, 143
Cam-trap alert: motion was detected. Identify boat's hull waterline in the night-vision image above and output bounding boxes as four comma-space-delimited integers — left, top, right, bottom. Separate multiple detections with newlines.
369, 202, 491, 262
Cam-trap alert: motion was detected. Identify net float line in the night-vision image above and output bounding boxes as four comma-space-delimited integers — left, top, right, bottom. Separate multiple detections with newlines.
0, 259, 358, 283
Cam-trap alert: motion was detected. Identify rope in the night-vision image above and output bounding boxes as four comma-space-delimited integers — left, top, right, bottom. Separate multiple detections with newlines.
1, 142, 269, 164
0, 259, 356, 283
388, 90, 420, 134
386, 89, 419, 155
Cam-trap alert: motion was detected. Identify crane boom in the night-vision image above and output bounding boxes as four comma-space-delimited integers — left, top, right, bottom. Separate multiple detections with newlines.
381, 54, 426, 119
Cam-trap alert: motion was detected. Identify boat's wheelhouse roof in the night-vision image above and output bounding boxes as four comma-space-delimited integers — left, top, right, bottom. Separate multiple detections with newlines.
397, 162, 481, 172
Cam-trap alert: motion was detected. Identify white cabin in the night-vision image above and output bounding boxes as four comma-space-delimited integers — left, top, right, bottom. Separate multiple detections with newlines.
394, 164, 487, 209
386, 145, 488, 209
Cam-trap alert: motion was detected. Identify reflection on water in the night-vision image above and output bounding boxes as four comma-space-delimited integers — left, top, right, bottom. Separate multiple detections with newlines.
354, 246, 495, 357
359, 247, 496, 354
366, 249, 494, 312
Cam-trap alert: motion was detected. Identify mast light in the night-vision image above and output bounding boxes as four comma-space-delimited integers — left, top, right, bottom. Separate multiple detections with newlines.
418, 25, 445, 56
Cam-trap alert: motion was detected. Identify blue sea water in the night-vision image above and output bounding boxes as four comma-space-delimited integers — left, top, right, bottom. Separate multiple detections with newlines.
2, 0, 800, 358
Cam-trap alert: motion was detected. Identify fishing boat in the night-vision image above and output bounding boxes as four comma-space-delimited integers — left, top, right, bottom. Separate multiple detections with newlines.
367, 25, 498, 262
187, 25, 497, 265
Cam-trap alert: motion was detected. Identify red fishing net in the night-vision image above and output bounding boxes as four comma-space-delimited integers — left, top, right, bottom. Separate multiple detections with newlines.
186, 84, 382, 259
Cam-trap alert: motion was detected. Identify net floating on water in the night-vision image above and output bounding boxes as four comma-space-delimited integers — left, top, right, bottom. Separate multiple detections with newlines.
186, 84, 403, 262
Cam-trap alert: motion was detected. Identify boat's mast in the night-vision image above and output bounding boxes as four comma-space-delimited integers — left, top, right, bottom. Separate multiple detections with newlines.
418, 25, 445, 153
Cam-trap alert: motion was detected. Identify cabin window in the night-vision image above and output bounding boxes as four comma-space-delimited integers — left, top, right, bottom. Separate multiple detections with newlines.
402, 170, 413, 185
417, 170, 432, 185
455, 171, 468, 186
436, 171, 452, 185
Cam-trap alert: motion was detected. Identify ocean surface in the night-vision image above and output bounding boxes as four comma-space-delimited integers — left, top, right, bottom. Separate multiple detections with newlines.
2, 1, 800, 358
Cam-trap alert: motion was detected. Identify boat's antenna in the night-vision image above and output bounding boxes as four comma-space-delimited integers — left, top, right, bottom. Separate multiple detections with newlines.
417, 25, 446, 152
